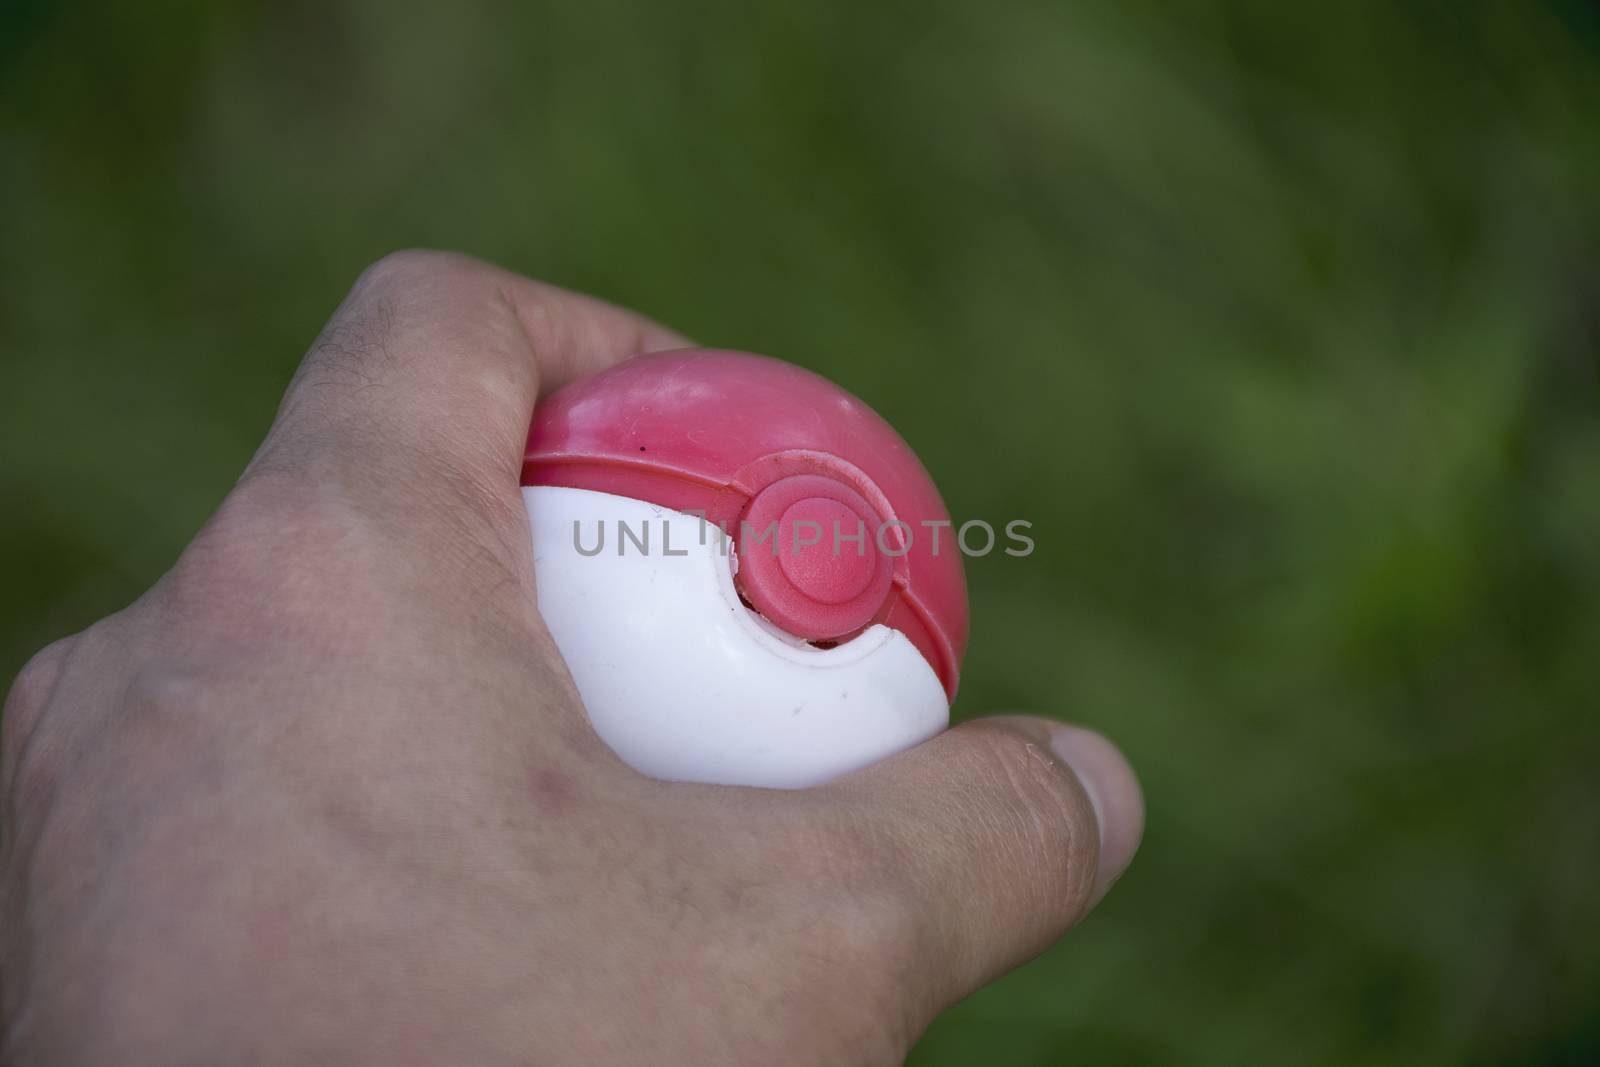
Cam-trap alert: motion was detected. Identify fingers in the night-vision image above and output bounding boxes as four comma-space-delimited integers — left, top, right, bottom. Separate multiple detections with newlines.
251, 250, 688, 496
822, 715, 1143, 1008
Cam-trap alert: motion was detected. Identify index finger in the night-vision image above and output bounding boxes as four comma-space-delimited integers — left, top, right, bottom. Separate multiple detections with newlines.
251, 249, 688, 496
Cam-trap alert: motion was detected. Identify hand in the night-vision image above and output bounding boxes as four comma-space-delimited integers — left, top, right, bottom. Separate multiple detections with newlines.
0, 251, 1143, 1066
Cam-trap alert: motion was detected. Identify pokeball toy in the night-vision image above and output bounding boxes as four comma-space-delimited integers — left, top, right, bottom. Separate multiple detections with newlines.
522, 350, 967, 788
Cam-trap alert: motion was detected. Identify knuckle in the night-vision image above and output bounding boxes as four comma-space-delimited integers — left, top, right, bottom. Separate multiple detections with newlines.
957, 726, 1099, 900
350, 250, 493, 327
2, 639, 73, 774
301, 250, 532, 438
2, 637, 83, 829
118, 661, 218, 735
3, 639, 69, 731
298, 251, 472, 397
357, 248, 461, 289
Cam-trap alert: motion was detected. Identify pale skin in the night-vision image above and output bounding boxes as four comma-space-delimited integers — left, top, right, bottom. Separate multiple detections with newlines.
0, 251, 1144, 1066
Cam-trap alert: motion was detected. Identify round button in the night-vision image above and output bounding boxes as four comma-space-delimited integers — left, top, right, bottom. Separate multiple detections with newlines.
735, 475, 894, 641
776, 497, 878, 605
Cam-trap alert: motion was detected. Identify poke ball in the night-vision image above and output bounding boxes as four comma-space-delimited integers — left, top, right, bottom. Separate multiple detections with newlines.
522, 350, 967, 788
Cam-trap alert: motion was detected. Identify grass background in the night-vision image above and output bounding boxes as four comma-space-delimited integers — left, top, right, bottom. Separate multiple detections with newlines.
3, 1, 1598, 1062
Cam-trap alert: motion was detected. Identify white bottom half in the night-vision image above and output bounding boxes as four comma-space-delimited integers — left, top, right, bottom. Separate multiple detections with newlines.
525, 486, 949, 788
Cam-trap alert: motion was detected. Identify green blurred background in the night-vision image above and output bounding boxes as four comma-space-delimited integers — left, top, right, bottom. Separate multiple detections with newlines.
3, 1, 1598, 1062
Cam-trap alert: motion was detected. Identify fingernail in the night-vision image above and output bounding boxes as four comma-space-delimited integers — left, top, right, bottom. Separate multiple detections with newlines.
1047, 725, 1145, 903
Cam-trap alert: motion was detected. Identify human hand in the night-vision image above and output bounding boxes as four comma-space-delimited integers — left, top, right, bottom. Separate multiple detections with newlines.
0, 251, 1143, 1066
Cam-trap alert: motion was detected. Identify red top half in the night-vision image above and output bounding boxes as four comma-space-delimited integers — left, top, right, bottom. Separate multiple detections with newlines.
523, 349, 968, 701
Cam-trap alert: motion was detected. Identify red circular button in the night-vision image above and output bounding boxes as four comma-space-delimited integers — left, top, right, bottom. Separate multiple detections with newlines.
736, 475, 893, 641
777, 497, 878, 605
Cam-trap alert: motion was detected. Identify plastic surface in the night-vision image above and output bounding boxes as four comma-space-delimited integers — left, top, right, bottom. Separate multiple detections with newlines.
524, 349, 968, 700
527, 487, 949, 788
736, 473, 894, 641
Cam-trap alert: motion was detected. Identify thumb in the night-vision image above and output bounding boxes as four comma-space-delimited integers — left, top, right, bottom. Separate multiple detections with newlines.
820, 715, 1143, 1009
